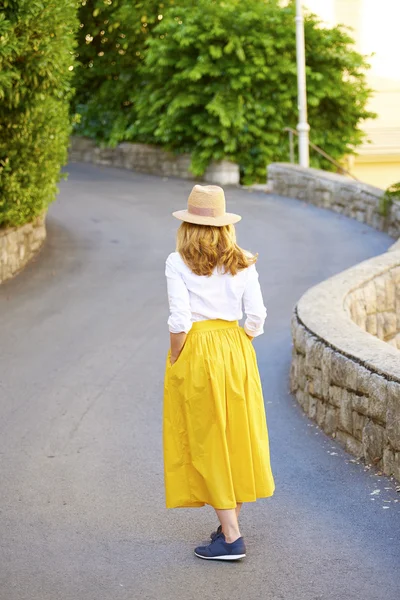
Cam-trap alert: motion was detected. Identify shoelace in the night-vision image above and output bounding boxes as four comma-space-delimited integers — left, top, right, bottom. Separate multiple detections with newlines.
210, 532, 224, 545
211, 525, 222, 541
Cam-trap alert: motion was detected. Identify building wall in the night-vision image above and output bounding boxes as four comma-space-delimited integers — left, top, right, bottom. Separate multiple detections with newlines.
304, 0, 400, 189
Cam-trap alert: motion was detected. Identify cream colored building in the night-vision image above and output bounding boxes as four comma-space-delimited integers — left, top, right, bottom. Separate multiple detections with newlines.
304, 0, 400, 189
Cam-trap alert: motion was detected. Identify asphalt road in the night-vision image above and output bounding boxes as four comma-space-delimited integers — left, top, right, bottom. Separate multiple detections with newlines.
0, 163, 399, 600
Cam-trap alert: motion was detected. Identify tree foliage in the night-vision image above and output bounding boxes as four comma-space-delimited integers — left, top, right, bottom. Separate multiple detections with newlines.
380, 181, 400, 217
0, 0, 78, 228
73, 0, 185, 144
75, 0, 375, 184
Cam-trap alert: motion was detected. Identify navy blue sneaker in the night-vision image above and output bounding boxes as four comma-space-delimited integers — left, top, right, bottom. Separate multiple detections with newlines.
195, 532, 246, 561
210, 525, 222, 541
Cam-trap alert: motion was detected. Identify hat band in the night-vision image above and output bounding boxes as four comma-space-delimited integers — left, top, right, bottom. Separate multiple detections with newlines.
189, 205, 222, 217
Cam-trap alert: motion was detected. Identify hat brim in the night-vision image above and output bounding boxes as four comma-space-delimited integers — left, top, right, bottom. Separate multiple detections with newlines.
172, 210, 242, 227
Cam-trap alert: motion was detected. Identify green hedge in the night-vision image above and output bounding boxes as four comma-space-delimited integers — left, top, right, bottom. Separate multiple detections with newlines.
73, 0, 183, 144
133, 0, 375, 183
0, 1, 78, 228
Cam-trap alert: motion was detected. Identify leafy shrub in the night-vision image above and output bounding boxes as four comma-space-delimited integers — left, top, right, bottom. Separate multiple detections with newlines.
0, 1, 78, 228
379, 182, 400, 217
73, 0, 187, 144
74, 0, 375, 184
132, 0, 375, 183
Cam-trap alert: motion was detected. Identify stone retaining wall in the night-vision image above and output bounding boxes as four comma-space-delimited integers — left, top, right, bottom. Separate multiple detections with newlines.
267, 163, 400, 238
69, 137, 240, 186
290, 250, 400, 480
0, 214, 46, 284
345, 267, 400, 350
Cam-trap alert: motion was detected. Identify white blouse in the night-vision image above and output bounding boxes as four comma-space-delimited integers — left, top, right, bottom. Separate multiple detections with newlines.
165, 252, 267, 338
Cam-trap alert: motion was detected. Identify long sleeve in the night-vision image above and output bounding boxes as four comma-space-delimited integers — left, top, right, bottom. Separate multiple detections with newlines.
243, 263, 267, 337
165, 254, 193, 334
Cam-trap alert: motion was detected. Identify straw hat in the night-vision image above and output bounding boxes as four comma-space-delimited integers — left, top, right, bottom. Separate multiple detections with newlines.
172, 185, 241, 227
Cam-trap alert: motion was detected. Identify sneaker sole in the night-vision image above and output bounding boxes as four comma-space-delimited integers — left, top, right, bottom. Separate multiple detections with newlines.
194, 552, 246, 561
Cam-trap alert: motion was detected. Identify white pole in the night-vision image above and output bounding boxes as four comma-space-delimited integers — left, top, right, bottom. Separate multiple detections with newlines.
295, 0, 310, 168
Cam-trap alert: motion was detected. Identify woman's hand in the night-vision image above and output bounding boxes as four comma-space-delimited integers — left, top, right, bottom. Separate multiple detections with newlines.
169, 331, 187, 365
170, 353, 179, 366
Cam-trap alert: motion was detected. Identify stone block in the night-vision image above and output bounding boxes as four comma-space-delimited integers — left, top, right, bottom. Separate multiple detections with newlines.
363, 281, 377, 315
330, 352, 358, 391
305, 338, 324, 371
335, 429, 363, 457
296, 390, 310, 413
302, 392, 311, 414
395, 333, 400, 350
352, 411, 367, 441
391, 265, 400, 285
22, 222, 33, 235
366, 373, 388, 424
290, 313, 298, 341
335, 429, 348, 447
320, 191, 332, 206
374, 275, 395, 312
374, 311, 397, 341
297, 354, 306, 390
351, 392, 369, 416
7, 235, 18, 254
356, 366, 376, 396
353, 288, 367, 311
362, 419, 385, 464
338, 391, 353, 434
294, 324, 308, 353
328, 385, 344, 408
374, 275, 385, 306
324, 404, 338, 434
330, 352, 348, 387
365, 314, 377, 336
349, 299, 367, 329
365, 204, 375, 225
305, 368, 323, 398
204, 160, 240, 185
295, 389, 304, 407
33, 225, 46, 242
376, 313, 386, 340
308, 395, 318, 420
393, 452, 400, 481
346, 435, 364, 458
386, 381, 400, 451
383, 447, 395, 476
316, 399, 326, 428
30, 240, 42, 253
321, 346, 333, 398
0, 214, 46, 284
289, 354, 298, 393
385, 274, 396, 311
290, 349, 305, 393
70, 136, 97, 152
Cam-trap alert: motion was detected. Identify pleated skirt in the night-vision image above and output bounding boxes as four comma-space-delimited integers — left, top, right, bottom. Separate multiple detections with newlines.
163, 319, 275, 509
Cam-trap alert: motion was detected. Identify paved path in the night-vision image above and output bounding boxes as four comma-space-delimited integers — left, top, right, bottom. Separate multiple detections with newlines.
0, 163, 399, 600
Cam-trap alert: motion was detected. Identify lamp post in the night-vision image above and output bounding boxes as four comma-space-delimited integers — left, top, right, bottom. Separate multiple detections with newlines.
295, 0, 310, 167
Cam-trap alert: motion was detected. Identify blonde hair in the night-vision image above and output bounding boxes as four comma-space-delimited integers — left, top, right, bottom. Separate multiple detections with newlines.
176, 222, 257, 276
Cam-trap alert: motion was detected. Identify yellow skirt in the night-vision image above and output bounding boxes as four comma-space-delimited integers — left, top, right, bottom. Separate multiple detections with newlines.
163, 319, 275, 509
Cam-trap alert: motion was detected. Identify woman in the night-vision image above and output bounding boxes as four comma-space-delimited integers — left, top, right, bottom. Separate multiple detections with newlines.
163, 184, 275, 561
